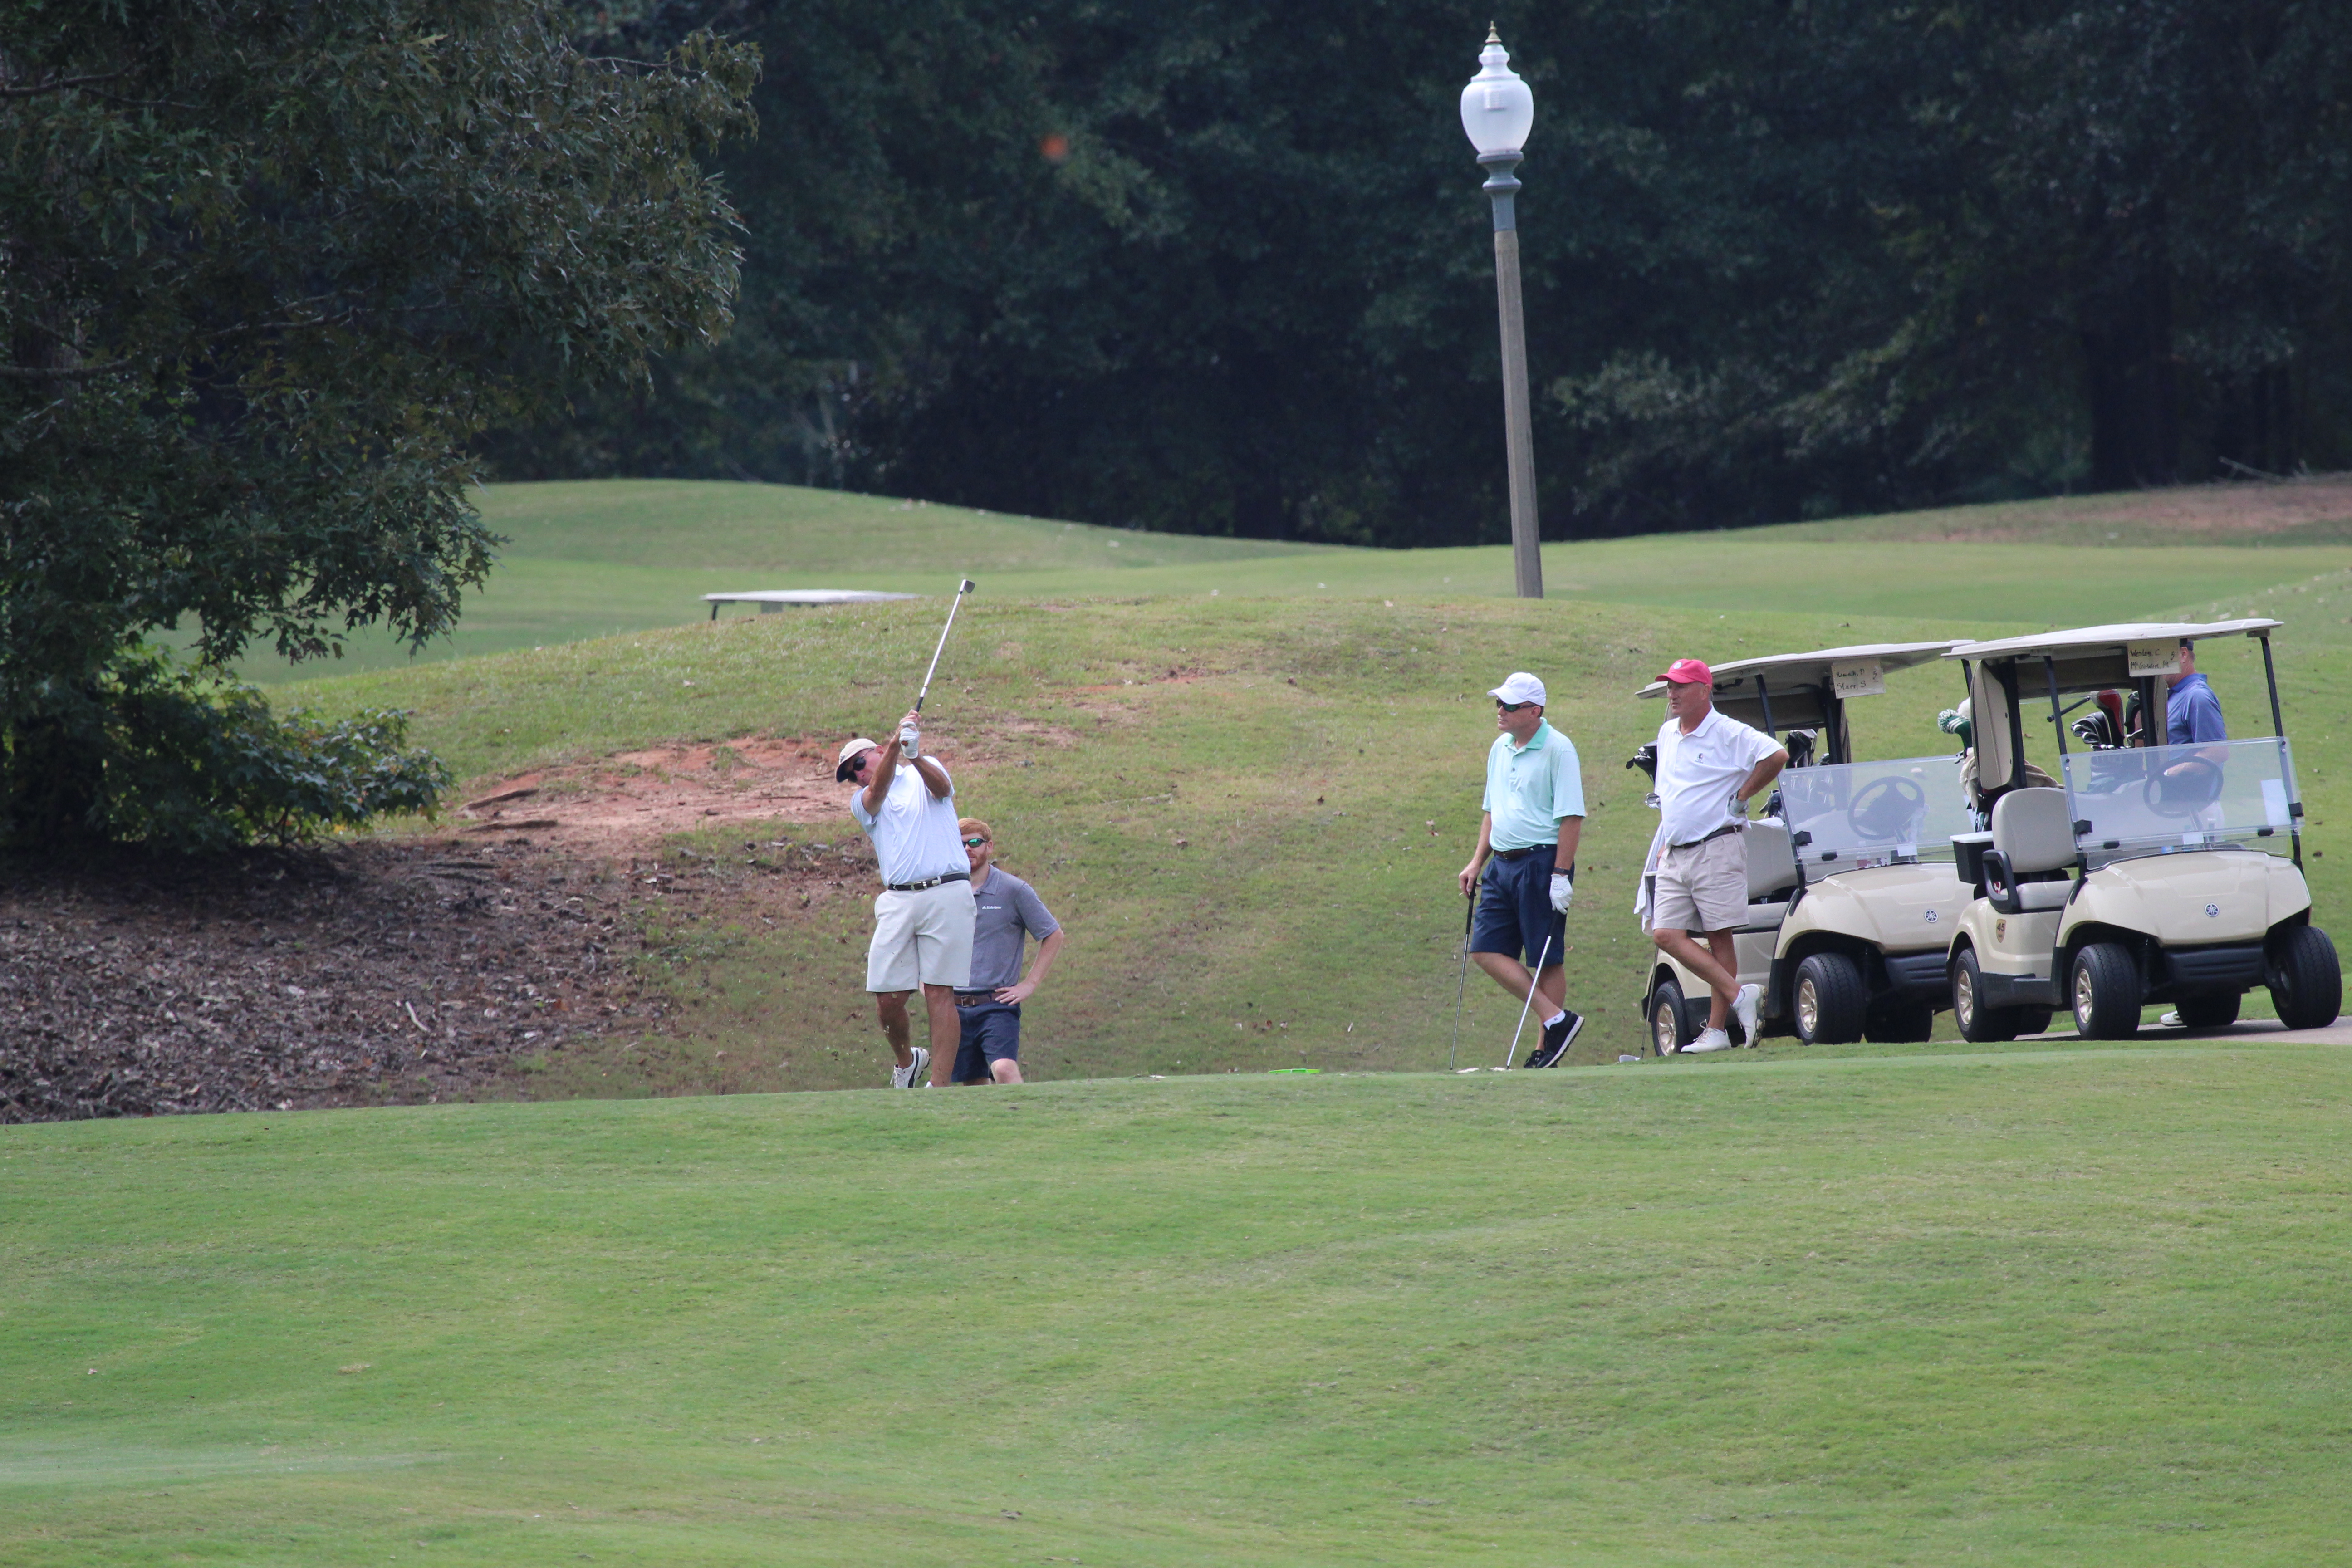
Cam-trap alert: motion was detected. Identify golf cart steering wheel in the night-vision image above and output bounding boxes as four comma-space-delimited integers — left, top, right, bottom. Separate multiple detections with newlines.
1847, 775, 1926, 840
2143, 755, 2225, 818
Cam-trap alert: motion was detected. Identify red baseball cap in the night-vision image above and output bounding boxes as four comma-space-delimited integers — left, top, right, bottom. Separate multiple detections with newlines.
1658, 657, 1713, 686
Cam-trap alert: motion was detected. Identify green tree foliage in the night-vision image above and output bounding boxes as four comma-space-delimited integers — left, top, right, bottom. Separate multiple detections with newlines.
500, 1, 2352, 542
0, 0, 756, 846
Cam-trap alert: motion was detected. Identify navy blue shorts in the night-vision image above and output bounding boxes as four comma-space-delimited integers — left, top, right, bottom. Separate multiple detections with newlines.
953, 997, 1021, 1083
1471, 849, 1569, 969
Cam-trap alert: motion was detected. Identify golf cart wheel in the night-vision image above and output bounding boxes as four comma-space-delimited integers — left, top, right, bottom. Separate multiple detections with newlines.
2175, 992, 2241, 1029
1953, 949, 2018, 1043
1650, 979, 1696, 1055
1865, 998, 1936, 1044
2070, 943, 2142, 1039
1793, 953, 1867, 1045
2269, 925, 2342, 1030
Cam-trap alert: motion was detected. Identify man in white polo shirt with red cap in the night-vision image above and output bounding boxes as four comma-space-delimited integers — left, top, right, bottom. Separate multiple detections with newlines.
837, 706, 975, 1088
1650, 657, 1787, 1053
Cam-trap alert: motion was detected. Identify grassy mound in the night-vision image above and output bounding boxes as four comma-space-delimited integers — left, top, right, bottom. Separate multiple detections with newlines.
287, 583, 2347, 1083
6, 1045, 2351, 1563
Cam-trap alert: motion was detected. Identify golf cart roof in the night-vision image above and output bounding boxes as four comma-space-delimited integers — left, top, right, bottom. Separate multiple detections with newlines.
1945, 618, 2282, 663
1634, 640, 1965, 702
1954, 618, 2287, 801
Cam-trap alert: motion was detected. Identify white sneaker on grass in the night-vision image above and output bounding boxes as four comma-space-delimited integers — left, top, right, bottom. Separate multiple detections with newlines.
1734, 984, 1763, 1046
890, 1044, 930, 1089
1683, 1028, 1735, 1054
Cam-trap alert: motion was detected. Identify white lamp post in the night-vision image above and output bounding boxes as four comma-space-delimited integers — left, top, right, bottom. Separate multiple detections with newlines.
1460, 24, 1542, 598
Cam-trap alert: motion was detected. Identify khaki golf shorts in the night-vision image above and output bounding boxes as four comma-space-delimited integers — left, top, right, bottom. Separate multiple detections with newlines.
867, 880, 977, 993
1653, 831, 1749, 934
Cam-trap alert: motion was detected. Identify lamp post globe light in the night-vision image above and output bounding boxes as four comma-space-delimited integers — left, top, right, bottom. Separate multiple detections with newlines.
1461, 24, 1543, 599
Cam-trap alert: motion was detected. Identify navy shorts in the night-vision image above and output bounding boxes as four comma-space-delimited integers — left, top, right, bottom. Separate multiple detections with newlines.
1471, 848, 1569, 969
953, 997, 1021, 1083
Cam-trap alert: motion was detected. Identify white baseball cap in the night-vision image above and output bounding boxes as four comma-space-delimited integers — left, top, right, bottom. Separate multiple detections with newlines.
1488, 672, 1547, 707
835, 736, 881, 782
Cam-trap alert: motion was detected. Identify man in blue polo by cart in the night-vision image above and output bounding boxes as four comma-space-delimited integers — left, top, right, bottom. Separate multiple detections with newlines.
1456, 671, 1588, 1068
2166, 638, 2227, 746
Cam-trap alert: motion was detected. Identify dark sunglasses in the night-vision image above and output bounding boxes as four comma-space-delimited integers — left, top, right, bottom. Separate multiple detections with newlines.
962, 836, 990, 848
1495, 699, 1536, 713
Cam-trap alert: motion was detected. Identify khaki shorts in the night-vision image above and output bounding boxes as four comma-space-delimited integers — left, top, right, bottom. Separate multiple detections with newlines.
1653, 831, 1749, 934
866, 880, 976, 992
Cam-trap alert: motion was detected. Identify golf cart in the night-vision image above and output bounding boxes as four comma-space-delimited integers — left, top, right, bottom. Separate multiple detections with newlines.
1941, 620, 2340, 1040
1637, 641, 1975, 1052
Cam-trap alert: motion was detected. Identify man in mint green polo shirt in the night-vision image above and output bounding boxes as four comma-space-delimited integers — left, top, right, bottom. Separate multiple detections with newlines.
1456, 671, 1588, 1068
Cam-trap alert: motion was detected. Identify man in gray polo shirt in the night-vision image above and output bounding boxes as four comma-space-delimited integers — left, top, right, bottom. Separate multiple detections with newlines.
950, 817, 1065, 1084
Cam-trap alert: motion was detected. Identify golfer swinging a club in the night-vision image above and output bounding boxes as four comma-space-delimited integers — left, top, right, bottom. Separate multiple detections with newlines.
838, 708, 975, 1088
1648, 658, 1786, 1053
1458, 672, 1588, 1068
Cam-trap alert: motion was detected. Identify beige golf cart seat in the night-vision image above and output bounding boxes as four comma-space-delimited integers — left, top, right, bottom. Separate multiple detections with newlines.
1741, 820, 1801, 929
1986, 787, 2076, 911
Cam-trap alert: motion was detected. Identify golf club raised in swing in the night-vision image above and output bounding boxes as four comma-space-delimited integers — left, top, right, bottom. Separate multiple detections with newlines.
915, 578, 978, 714
1502, 930, 1553, 1068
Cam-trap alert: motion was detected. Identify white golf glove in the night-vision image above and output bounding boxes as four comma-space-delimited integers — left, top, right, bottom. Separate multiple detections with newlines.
897, 721, 921, 759
1548, 872, 1573, 912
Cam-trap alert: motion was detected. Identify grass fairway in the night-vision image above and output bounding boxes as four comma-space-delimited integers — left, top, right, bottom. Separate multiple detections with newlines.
232, 477, 2352, 681
7, 1043, 2352, 1563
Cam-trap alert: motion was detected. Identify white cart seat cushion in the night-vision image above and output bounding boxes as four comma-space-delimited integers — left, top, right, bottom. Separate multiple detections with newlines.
1991, 787, 2076, 875
2014, 880, 2072, 911
1746, 820, 1799, 899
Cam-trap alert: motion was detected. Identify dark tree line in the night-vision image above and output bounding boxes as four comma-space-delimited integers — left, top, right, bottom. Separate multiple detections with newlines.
497, 0, 2352, 545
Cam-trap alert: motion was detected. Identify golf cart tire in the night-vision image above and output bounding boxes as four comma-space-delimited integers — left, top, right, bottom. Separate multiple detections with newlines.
1794, 953, 1867, 1045
1650, 978, 1697, 1056
2175, 992, 2241, 1029
1953, 948, 2020, 1043
2269, 925, 2342, 1030
1865, 998, 1936, 1044
2070, 943, 2142, 1040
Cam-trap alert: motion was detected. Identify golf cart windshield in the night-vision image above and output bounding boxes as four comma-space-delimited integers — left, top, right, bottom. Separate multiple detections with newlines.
2063, 738, 2302, 862
1779, 756, 1973, 871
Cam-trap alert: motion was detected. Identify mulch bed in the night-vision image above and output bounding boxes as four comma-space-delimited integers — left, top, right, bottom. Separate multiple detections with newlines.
0, 838, 663, 1123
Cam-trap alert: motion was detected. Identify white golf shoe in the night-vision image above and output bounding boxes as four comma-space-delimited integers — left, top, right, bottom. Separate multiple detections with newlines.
1734, 984, 1763, 1046
1683, 1027, 1735, 1054
890, 1044, 930, 1089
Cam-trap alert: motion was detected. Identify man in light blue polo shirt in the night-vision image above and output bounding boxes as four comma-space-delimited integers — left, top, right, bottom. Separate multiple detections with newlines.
1456, 671, 1588, 1068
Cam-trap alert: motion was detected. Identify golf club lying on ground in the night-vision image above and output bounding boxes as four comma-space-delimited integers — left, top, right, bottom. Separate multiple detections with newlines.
914, 578, 978, 714
1502, 931, 1554, 1068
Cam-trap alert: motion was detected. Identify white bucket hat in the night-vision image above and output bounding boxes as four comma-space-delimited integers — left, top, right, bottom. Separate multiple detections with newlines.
1487, 671, 1547, 707
835, 736, 881, 782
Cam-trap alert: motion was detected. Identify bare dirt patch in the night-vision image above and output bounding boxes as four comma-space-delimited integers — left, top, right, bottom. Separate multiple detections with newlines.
454, 738, 854, 853
451, 730, 1077, 851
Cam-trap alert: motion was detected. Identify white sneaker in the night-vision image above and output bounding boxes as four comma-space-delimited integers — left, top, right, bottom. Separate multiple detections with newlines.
890, 1044, 930, 1089
2158, 1011, 2184, 1028
1684, 1028, 1735, 1054
1734, 984, 1763, 1046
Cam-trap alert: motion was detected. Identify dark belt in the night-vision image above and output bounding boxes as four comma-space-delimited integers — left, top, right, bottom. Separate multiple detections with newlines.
883, 871, 970, 892
1490, 845, 1553, 862
954, 991, 1002, 1006
1669, 823, 1744, 851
